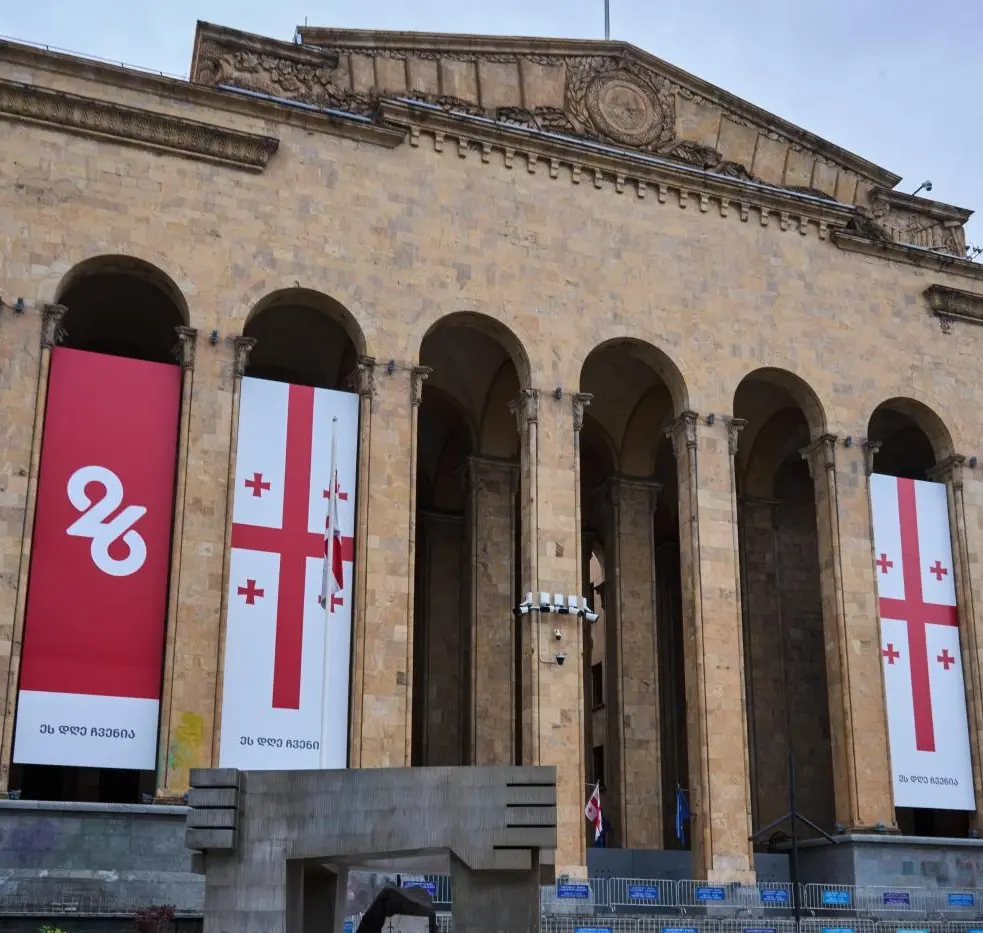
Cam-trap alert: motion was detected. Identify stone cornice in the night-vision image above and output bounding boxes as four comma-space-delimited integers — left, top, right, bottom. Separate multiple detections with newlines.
0, 38, 405, 151
923, 284, 983, 332
0, 79, 279, 171
298, 25, 899, 188
870, 187, 973, 225
378, 98, 855, 237
832, 232, 983, 283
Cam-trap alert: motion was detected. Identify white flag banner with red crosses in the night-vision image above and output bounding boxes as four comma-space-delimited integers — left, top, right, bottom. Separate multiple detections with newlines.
218, 376, 359, 770
870, 473, 975, 810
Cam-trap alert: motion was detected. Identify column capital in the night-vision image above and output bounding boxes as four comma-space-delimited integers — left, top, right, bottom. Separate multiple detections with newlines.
411, 365, 432, 407
173, 326, 198, 372
40, 303, 67, 349
727, 417, 747, 456
347, 355, 377, 399
606, 474, 663, 507
800, 433, 838, 479
232, 335, 257, 377
508, 388, 540, 432
928, 454, 968, 489
862, 439, 882, 476
572, 392, 593, 432
664, 410, 699, 458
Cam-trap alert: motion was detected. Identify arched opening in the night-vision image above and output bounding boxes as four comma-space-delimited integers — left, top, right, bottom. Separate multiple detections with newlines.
579, 339, 688, 851
734, 369, 835, 845
413, 314, 527, 767
12, 256, 189, 805
243, 288, 363, 389
868, 398, 969, 839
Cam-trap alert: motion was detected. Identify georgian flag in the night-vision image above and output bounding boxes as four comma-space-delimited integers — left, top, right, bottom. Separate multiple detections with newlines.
584, 783, 603, 840
318, 419, 344, 612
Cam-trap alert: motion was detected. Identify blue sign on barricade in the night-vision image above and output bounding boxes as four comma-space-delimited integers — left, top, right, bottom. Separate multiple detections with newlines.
663, 928, 699, 933
629, 885, 661, 901
574, 928, 612, 933
820, 928, 856, 933
950, 893, 975, 907
882, 892, 911, 907
403, 881, 437, 897
696, 886, 727, 902
822, 891, 852, 906
557, 883, 592, 899
761, 889, 790, 905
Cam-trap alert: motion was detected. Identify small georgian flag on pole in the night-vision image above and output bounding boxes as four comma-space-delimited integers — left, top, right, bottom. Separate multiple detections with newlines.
584, 782, 603, 841
318, 417, 343, 613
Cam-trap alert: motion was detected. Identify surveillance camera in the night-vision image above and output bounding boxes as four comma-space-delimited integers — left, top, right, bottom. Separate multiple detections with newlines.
539, 593, 552, 613
583, 609, 599, 623
554, 628, 562, 641
555, 652, 566, 666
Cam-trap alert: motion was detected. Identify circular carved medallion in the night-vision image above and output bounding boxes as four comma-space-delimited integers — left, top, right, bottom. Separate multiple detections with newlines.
585, 73, 670, 148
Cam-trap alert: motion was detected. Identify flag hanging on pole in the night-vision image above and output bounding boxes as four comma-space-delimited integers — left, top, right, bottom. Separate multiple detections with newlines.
318, 418, 343, 613
584, 783, 603, 841
675, 785, 691, 845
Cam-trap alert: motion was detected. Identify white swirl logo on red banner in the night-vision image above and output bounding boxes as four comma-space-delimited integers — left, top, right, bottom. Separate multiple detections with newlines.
66, 465, 148, 577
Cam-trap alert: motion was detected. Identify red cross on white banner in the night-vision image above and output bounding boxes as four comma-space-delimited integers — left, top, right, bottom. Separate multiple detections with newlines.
871, 472, 975, 811
230, 385, 354, 710
219, 376, 360, 775
876, 477, 957, 752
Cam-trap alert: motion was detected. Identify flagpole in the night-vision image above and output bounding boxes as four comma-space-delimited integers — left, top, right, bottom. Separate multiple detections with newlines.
604, 0, 610, 40
319, 416, 338, 769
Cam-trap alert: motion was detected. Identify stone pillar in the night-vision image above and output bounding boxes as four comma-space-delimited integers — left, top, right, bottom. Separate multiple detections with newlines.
198, 336, 255, 779
348, 356, 376, 765
510, 388, 589, 875
468, 455, 518, 766
350, 361, 429, 767
607, 477, 663, 848
155, 325, 198, 795
0, 304, 64, 794
801, 435, 895, 831
929, 455, 983, 827
666, 412, 754, 882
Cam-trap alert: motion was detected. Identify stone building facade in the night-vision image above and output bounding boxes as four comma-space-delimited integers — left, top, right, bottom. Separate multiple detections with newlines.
2, 19, 983, 883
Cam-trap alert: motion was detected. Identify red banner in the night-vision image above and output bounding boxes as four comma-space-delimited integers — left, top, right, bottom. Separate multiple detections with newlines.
13, 348, 181, 770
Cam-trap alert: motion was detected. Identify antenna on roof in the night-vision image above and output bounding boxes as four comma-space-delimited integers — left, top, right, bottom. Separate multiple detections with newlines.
604, 0, 610, 40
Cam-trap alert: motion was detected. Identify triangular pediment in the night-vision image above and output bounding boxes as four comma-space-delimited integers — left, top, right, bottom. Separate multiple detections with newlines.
191, 22, 899, 205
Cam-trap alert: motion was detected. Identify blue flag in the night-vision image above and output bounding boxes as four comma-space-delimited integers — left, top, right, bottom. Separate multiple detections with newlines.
675, 787, 690, 845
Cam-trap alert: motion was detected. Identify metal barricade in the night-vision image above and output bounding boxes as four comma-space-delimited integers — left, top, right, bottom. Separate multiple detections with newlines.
803, 884, 861, 916
739, 883, 798, 916
799, 918, 877, 933
607, 878, 677, 914
677, 881, 745, 916
719, 919, 798, 933
636, 920, 720, 933
543, 881, 601, 915
861, 887, 930, 918
542, 918, 640, 933
946, 921, 983, 933
402, 875, 453, 907
872, 921, 947, 933
935, 892, 983, 920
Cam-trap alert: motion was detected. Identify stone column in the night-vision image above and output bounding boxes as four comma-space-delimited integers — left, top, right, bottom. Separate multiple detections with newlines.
468, 455, 518, 766
350, 361, 429, 767
666, 411, 754, 882
0, 304, 65, 794
154, 326, 198, 795
200, 336, 255, 777
929, 455, 983, 827
347, 356, 376, 766
800, 435, 895, 831
510, 388, 589, 875
608, 477, 663, 848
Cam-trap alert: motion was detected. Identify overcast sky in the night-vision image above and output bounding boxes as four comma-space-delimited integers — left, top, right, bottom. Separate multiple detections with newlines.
3, 1, 980, 244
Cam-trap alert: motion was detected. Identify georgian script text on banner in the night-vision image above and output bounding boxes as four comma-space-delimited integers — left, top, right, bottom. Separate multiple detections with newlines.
218, 377, 358, 770
13, 348, 181, 770
871, 473, 975, 810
